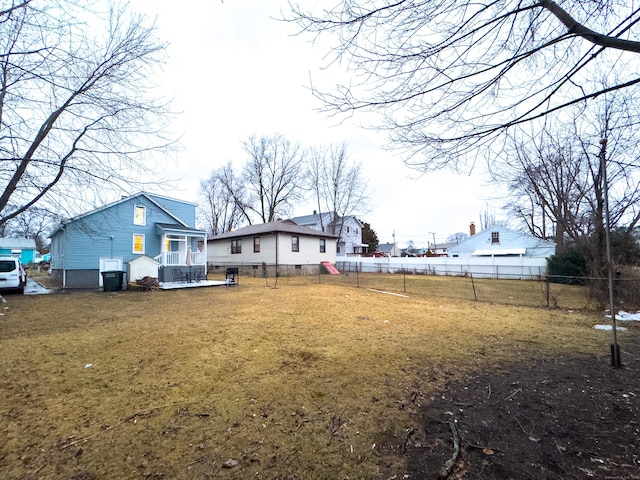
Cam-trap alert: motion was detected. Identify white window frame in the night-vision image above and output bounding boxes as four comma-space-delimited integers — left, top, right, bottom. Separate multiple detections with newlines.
133, 205, 146, 226
133, 234, 145, 254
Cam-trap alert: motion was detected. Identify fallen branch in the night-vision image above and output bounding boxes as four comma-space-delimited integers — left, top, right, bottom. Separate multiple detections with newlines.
327, 407, 347, 445
400, 427, 415, 454
61, 401, 190, 449
438, 422, 461, 479
504, 388, 522, 401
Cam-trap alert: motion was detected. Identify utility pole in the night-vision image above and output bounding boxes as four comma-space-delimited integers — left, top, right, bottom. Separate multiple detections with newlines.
429, 232, 436, 252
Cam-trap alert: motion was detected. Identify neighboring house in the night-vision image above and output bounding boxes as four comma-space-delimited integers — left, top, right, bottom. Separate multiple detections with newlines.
291, 211, 367, 256
207, 219, 338, 275
447, 225, 556, 259
0, 238, 38, 264
378, 243, 401, 257
427, 242, 458, 256
49, 192, 207, 288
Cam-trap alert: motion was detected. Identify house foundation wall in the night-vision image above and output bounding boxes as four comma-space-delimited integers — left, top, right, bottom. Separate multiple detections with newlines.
51, 269, 102, 288
207, 263, 321, 278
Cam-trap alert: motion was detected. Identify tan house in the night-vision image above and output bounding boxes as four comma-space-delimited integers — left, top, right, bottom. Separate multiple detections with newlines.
207, 220, 339, 276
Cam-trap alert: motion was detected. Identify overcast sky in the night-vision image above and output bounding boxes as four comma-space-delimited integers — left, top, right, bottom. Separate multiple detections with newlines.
133, 1, 499, 247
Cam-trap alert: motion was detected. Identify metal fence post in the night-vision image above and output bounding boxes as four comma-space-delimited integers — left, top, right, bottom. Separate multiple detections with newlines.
470, 273, 477, 301
545, 276, 550, 307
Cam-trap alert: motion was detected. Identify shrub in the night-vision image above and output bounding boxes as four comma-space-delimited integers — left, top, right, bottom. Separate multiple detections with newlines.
547, 247, 588, 284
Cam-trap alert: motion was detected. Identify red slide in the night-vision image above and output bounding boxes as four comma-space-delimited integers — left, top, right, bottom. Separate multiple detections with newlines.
321, 261, 340, 275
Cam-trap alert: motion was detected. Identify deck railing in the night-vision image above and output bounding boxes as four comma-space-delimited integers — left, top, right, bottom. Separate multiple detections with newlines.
159, 250, 205, 266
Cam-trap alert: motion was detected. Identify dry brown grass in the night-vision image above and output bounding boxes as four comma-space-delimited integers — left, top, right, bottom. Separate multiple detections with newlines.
0, 275, 614, 479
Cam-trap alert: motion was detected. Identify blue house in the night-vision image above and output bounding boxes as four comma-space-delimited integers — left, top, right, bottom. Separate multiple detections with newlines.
0, 237, 38, 264
49, 192, 207, 288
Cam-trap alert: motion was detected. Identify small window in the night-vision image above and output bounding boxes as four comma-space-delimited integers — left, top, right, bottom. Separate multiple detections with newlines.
347, 226, 350, 233
254, 237, 260, 253
133, 234, 145, 254
231, 239, 242, 254
291, 236, 299, 252
491, 231, 500, 244
319, 238, 326, 253
133, 205, 146, 226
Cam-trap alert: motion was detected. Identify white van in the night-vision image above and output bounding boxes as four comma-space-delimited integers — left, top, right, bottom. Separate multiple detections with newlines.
0, 257, 27, 294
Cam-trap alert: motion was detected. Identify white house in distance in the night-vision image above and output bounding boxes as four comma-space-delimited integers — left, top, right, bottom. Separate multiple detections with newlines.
448, 224, 556, 259
207, 219, 339, 276
290, 211, 368, 256
377, 242, 401, 257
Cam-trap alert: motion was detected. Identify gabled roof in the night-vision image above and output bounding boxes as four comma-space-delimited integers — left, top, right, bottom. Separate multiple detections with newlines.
209, 220, 339, 240
49, 192, 194, 237
0, 237, 37, 249
291, 212, 334, 226
378, 243, 397, 253
448, 224, 556, 256
291, 212, 363, 228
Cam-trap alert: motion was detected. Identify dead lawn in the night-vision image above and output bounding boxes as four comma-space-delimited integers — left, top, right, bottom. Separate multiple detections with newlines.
0, 275, 614, 479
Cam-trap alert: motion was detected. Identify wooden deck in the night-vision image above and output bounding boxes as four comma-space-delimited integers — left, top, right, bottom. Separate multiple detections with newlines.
158, 280, 228, 290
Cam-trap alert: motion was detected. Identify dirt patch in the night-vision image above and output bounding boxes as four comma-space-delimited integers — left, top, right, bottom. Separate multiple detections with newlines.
405, 328, 640, 479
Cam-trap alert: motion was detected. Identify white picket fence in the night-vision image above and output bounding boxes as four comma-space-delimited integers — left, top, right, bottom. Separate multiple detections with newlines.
336, 256, 548, 279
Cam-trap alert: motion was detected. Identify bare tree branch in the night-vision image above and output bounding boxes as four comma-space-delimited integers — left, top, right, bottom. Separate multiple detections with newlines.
0, 0, 175, 226
286, 1, 640, 171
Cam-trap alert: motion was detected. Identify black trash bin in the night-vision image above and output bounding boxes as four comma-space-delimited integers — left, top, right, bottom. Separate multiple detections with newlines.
102, 271, 124, 292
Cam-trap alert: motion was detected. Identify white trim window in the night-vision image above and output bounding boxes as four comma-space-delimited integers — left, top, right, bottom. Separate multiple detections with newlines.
133, 205, 146, 226
133, 234, 145, 254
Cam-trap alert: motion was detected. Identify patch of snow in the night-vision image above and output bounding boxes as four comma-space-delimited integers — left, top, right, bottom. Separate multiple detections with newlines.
594, 325, 627, 331
605, 311, 640, 321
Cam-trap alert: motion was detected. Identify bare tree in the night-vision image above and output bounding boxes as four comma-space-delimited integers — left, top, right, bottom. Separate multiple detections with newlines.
0, 1, 173, 226
479, 205, 498, 231
446, 232, 468, 245
241, 134, 305, 223
1, 206, 60, 251
304, 143, 369, 238
287, 1, 640, 171
198, 164, 244, 236
501, 99, 640, 259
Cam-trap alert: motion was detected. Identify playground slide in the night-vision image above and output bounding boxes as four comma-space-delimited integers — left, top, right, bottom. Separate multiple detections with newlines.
321, 261, 340, 275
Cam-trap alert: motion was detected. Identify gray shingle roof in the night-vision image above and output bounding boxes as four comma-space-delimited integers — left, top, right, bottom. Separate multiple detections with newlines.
209, 220, 339, 240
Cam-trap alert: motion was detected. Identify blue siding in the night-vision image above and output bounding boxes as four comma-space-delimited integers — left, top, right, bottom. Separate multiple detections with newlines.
0, 247, 36, 264
147, 193, 197, 227
50, 193, 198, 272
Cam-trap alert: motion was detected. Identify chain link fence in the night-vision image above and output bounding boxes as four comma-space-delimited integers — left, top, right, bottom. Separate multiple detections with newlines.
207, 262, 639, 311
